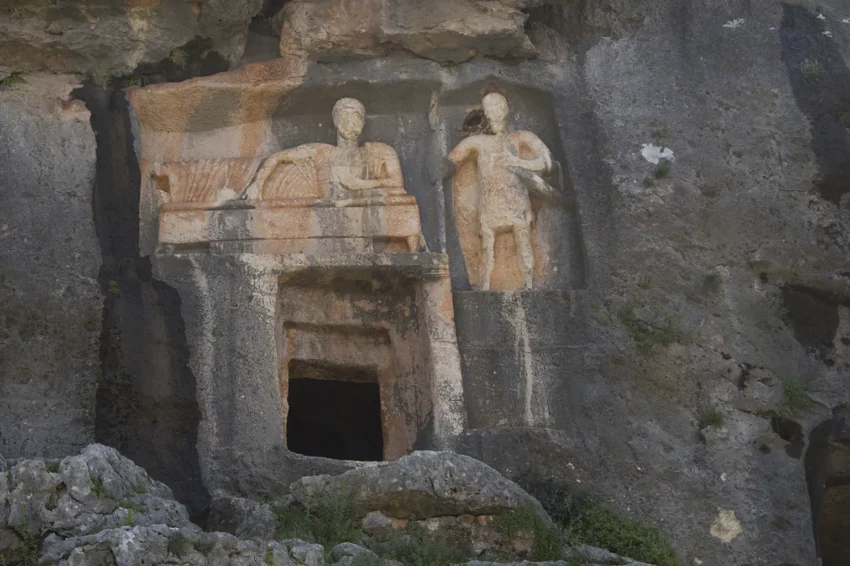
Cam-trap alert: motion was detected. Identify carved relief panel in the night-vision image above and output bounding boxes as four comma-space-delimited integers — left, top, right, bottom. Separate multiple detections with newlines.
442, 85, 585, 292
149, 98, 424, 254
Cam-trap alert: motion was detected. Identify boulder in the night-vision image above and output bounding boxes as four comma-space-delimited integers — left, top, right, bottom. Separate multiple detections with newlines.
40, 525, 324, 566
279, 0, 541, 63
0, 444, 193, 545
290, 451, 550, 523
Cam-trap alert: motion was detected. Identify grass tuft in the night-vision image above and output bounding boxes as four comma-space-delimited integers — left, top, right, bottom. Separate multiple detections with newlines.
617, 302, 682, 352
563, 503, 679, 566
170, 48, 188, 69
780, 379, 809, 415
698, 408, 724, 430
801, 58, 822, 85
0, 74, 26, 88
494, 502, 564, 561
374, 529, 468, 566
274, 482, 361, 550
653, 158, 672, 179
167, 532, 190, 557
519, 479, 679, 566
91, 63, 111, 89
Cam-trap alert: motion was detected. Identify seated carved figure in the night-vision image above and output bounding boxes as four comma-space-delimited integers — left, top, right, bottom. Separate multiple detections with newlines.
152, 97, 424, 253
244, 98, 405, 202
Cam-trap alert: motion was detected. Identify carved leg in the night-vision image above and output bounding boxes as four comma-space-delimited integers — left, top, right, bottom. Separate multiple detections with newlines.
481, 228, 495, 291
515, 224, 534, 290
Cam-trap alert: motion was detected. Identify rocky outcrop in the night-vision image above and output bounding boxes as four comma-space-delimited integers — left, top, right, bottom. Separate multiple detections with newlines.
0, 0, 264, 76
279, 0, 542, 63
2, 446, 657, 565
41, 526, 324, 566
290, 452, 550, 522
0, 445, 193, 560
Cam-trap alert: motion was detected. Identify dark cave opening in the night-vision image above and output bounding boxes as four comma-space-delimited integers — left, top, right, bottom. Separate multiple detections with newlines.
286, 375, 384, 462
805, 408, 850, 565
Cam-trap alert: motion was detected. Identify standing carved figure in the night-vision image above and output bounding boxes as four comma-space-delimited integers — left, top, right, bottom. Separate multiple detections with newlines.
448, 93, 555, 290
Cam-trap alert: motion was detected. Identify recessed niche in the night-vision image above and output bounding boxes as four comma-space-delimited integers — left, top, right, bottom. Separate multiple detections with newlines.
286, 369, 383, 462
277, 271, 447, 461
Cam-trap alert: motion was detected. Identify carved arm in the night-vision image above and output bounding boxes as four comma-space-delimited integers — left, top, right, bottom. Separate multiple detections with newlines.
243, 146, 314, 200
510, 134, 553, 174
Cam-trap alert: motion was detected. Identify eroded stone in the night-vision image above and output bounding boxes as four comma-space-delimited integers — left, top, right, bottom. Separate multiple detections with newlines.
290, 451, 550, 522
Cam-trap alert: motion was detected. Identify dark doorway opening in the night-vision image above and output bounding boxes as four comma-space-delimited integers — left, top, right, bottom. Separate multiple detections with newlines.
286, 375, 383, 461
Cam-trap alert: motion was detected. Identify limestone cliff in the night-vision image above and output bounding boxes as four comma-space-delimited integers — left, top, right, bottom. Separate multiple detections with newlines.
1, 1, 849, 565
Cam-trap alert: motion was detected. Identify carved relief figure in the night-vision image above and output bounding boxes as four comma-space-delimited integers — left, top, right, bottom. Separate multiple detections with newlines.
448, 93, 561, 290
244, 97, 405, 201
151, 97, 424, 253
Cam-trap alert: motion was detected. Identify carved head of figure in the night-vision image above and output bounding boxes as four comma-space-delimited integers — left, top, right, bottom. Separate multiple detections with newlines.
482, 93, 510, 134
333, 98, 366, 141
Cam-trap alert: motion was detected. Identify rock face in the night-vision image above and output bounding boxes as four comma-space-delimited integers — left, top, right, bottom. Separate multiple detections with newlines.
3, 0, 850, 565
280, 0, 540, 62
290, 452, 550, 522
0, 0, 263, 76
0, 74, 101, 459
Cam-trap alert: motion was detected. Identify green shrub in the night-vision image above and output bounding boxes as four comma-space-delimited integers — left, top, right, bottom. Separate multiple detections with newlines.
0, 74, 26, 88
0, 531, 41, 566
376, 530, 468, 566
519, 479, 679, 566
698, 408, 724, 430
494, 502, 564, 561
780, 379, 809, 415
653, 159, 672, 179
91, 63, 111, 89
274, 483, 360, 550
617, 302, 682, 352
801, 58, 822, 85
563, 504, 679, 566
170, 48, 188, 69
167, 532, 190, 557
351, 552, 385, 566
90, 476, 106, 498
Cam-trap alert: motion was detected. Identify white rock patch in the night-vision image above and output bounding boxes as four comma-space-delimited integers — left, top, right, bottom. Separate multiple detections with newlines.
640, 143, 675, 164
710, 508, 742, 542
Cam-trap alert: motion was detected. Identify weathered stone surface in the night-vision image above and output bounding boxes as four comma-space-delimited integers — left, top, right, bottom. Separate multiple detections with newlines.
0, 445, 193, 542
563, 544, 655, 565
330, 542, 382, 566
0, 74, 100, 459
361, 511, 394, 542
40, 525, 324, 566
0, 0, 264, 76
279, 0, 540, 63
290, 451, 550, 522
208, 491, 280, 540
